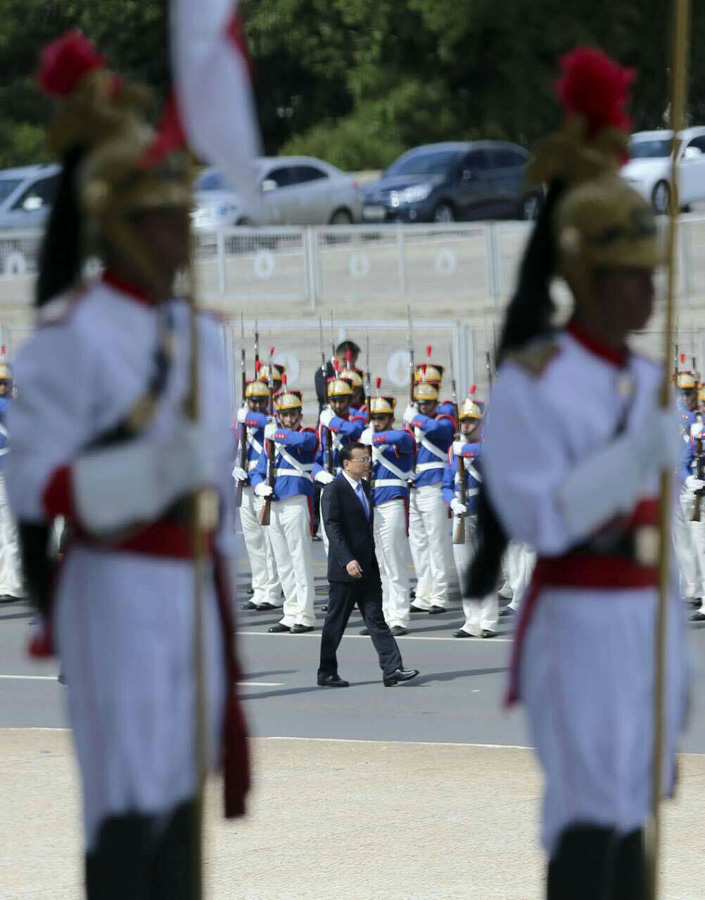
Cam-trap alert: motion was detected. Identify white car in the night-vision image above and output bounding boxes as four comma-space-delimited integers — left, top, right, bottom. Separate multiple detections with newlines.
192, 156, 362, 228
622, 128, 705, 214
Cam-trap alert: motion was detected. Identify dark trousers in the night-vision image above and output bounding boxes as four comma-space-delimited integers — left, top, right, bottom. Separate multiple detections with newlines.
313, 481, 322, 535
318, 578, 402, 678
547, 825, 646, 900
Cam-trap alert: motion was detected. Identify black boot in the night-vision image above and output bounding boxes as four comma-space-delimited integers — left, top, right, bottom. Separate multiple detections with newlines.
151, 800, 196, 899
611, 829, 646, 900
85, 813, 153, 899
547, 824, 615, 900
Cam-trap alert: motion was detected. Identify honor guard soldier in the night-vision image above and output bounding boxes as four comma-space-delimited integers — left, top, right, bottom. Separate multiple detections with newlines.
340, 368, 368, 425
443, 390, 497, 637
403, 379, 455, 613
314, 374, 365, 551
252, 387, 318, 633
6, 32, 249, 898
0, 358, 24, 602
232, 379, 282, 611
467, 48, 686, 898
257, 361, 285, 395
360, 383, 414, 634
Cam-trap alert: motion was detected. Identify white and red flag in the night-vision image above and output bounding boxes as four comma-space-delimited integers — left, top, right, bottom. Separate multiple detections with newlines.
169, 0, 262, 209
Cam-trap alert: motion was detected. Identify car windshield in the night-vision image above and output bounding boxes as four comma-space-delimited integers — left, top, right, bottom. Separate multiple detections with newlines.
385, 150, 463, 177
629, 139, 672, 159
195, 170, 234, 192
0, 178, 21, 204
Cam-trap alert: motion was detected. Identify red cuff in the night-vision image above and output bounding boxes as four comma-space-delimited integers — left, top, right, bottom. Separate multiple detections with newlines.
42, 465, 76, 519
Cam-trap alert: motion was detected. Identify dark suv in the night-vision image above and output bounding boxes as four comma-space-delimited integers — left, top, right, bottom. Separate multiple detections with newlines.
361, 141, 541, 224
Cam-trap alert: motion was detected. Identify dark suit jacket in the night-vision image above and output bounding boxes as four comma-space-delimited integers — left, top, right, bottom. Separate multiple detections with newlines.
322, 473, 380, 584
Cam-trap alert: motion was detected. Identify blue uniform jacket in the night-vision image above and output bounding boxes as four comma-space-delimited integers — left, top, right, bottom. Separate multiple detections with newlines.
251, 426, 318, 500
442, 441, 483, 514
370, 428, 414, 506
235, 411, 268, 486
313, 414, 364, 477
408, 411, 454, 487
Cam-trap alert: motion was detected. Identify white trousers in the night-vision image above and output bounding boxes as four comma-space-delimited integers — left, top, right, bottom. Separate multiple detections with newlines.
452, 516, 498, 634
266, 495, 316, 627
0, 473, 23, 597
373, 499, 411, 628
239, 486, 282, 607
502, 541, 536, 612
408, 483, 453, 609
673, 490, 705, 599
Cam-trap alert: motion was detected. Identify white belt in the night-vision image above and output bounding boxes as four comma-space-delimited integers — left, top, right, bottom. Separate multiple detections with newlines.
278, 445, 314, 473
247, 460, 258, 471
375, 456, 412, 482
454, 466, 481, 483
274, 468, 313, 480
372, 478, 408, 489
419, 436, 448, 461
416, 461, 445, 472
248, 435, 263, 455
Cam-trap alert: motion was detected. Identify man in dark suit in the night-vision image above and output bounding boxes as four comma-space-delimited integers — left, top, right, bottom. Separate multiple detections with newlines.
317, 442, 419, 688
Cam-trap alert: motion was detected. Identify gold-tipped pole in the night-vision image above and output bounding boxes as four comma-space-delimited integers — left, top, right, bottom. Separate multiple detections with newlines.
648, 2, 691, 897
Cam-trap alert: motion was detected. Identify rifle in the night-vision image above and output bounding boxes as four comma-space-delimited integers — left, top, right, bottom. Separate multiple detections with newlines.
258, 346, 276, 526
365, 334, 371, 410
406, 305, 415, 405
319, 318, 334, 476
449, 341, 466, 545
692, 434, 704, 522
235, 313, 247, 508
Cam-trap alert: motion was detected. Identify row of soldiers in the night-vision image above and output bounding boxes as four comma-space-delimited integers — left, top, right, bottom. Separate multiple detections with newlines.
231, 340, 534, 636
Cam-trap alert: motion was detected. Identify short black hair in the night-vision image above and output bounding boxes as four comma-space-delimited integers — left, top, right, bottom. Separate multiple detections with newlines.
336, 340, 361, 356
339, 441, 368, 467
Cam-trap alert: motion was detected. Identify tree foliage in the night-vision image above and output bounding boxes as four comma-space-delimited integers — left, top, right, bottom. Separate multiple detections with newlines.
1, 0, 704, 171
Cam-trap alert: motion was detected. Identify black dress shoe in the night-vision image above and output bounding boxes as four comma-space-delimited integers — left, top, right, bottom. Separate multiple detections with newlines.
258, 602, 278, 611
312, 534, 323, 542
268, 624, 291, 633
409, 604, 427, 613
359, 627, 370, 636
239, 601, 259, 611
428, 605, 446, 615
291, 624, 315, 634
691, 611, 705, 622
481, 629, 497, 638
317, 674, 349, 687
321, 604, 329, 612
383, 668, 420, 687
0, 594, 22, 603
390, 626, 408, 636
410, 588, 416, 600
499, 606, 516, 618
453, 629, 474, 638
246, 586, 255, 596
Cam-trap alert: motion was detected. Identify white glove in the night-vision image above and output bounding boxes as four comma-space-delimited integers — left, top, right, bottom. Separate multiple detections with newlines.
264, 422, 278, 441
371, 445, 383, 463
254, 483, 273, 498
450, 498, 467, 516
315, 470, 335, 485
692, 422, 704, 439
319, 407, 335, 428
73, 419, 219, 537
686, 475, 705, 492
403, 404, 417, 425
359, 427, 373, 446
452, 440, 466, 456
232, 465, 248, 483
236, 406, 248, 424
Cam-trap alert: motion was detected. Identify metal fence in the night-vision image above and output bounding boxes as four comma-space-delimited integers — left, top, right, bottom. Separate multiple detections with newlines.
4, 215, 705, 310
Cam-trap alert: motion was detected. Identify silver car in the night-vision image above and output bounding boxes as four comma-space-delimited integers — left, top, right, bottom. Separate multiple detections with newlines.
0, 165, 61, 274
192, 156, 362, 228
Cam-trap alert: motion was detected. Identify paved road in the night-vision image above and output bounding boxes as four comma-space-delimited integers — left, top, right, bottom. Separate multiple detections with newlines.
2, 535, 705, 753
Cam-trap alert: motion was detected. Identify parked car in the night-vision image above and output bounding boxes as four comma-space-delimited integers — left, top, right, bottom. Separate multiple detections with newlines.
192, 156, 362, 228
0, 164, 60, 274
622, 128, 705, 214
360, 142, 541, 224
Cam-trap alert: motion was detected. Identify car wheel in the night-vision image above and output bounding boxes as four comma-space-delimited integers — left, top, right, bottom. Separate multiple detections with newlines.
329, 208, 354, 225
432, 202, 455, 224
652, 181, 670, 216
236, 217, 252, 226
520, 193, 542, 221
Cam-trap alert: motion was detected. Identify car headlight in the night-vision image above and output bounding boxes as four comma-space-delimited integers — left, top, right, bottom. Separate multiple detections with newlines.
398, 183, 434, 205
191, 203, 238, 226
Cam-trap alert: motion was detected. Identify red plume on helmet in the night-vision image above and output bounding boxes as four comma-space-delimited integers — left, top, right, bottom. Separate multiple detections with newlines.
37, 29, 106, 98
426, 345, 433, 359
555, 47, 635, 138
376, 377, 382, 391
470, 384, 477, 396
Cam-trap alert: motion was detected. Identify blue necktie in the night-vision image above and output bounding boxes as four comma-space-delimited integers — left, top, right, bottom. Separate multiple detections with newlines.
356, 482, 370, 518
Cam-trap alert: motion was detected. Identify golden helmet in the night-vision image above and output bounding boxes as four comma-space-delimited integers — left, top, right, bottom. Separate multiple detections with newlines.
274, 389, 303, 412
414, 363, 444, 385
698, 385, 705, 404
258, 363, 285, 384
327, 377, 353, 398
414, 382, 439, 402
245, 379, 270, 399
370, 396, 396, 416
459, 397, 484, 420
677, 371, 698, 390
339, 369, 364, 389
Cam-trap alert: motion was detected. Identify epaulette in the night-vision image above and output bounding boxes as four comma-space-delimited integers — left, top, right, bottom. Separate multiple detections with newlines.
506, 341, 561, 377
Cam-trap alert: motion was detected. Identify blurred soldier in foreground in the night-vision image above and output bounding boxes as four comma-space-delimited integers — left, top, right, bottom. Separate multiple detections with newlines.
361, 386, 414, 634
232, 378, 282, 611
252, 388, 318, 633
0, 359, 24, 602
6, 32, 249, 898
443, 390, 497, 638
467, 48, 686, 898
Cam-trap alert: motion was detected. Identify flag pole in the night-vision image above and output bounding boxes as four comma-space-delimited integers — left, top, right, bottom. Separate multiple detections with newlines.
648, 1, 690, 896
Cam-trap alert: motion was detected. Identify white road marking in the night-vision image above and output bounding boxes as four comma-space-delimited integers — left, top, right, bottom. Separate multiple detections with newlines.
0, 675, 283, 687
240, 631, 513, 643
265, 735, 533, 750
